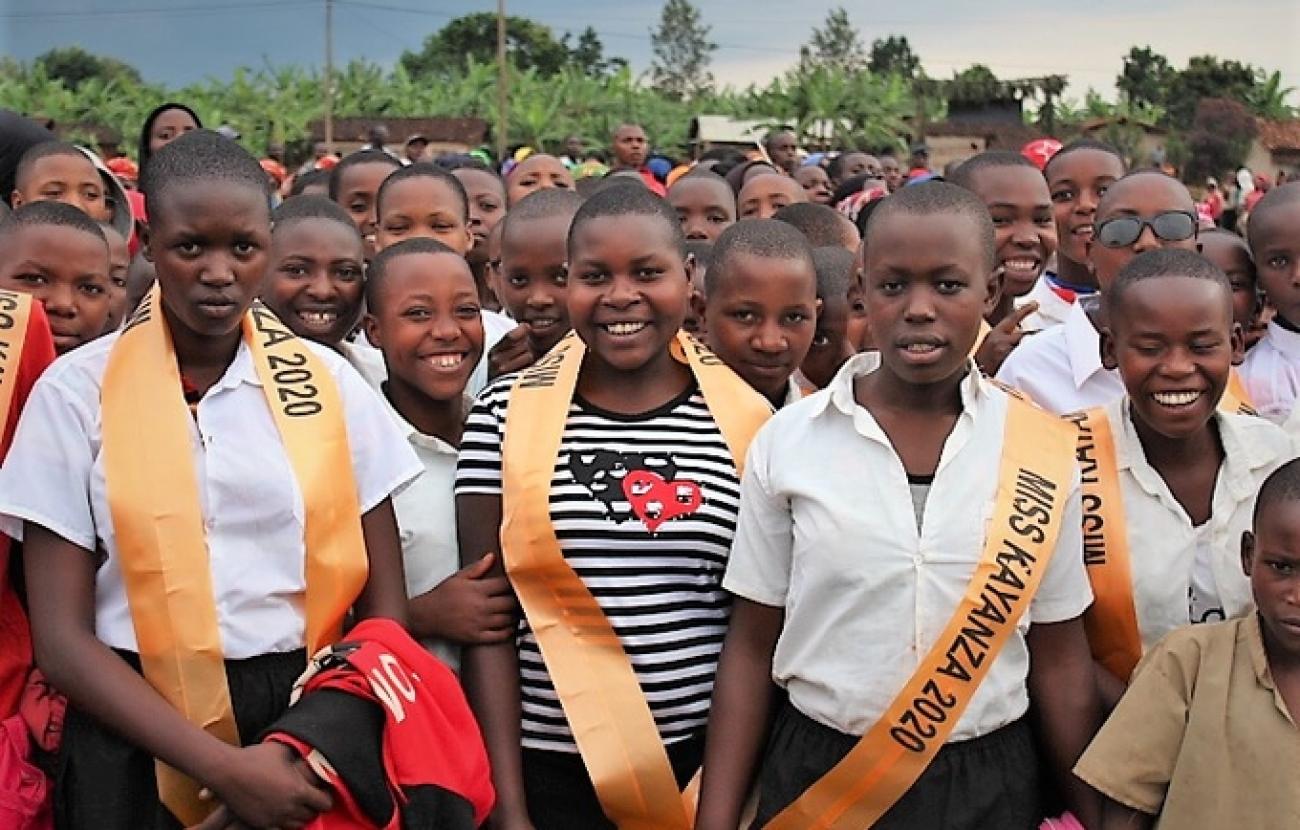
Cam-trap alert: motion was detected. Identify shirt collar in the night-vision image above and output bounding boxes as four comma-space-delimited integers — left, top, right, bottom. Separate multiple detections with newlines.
377, 383, 461, 455
1263, 320, 1300, 361
1063, 301, 1106, 389
814, 351, 987, 420
210, 339, 261, 393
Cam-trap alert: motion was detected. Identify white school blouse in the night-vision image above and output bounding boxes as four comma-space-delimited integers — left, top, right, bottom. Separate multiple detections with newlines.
0, 332, 422, 658
1017, 274, 1074, 333
996, 300, 1125, 415
1097, 398, 1292, 650
724, 352, 1093, 740
1239, 321, 1300, 438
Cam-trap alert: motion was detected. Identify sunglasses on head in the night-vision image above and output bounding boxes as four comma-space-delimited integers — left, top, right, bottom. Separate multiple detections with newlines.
1095, 211, 1197, 249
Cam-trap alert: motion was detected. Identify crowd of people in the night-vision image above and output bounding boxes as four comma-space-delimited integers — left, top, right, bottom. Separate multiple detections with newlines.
0, 98, 1296, 830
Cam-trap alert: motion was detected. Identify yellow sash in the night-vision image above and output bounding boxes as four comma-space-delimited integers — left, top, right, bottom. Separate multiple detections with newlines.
1221, 369, 1255, 416
0, 290, 34, 435
1065, 408, 1142, 683
500, 330, 770, 829
767, 395, 1074, 830
102, 287, 368, 824
969, 318, 992, 360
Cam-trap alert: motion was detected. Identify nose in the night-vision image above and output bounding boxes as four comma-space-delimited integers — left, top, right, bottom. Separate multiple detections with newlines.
1161, 345, 1196, 377
601, 274, 639, 308
684, 218, 708, 240
1076, 188, 1100, 214
43, 282, 77, 318
902, 287, 936, 322
199, 254, 236, 287
429, 311, 461, 341
1132, 224, 1161, 254
305, 270, 338, 301
526, 285, 554, 309
1010, 221, 1038, 246
752, 319, 788, 355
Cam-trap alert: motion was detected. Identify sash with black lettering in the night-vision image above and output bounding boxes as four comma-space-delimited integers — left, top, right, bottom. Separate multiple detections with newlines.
0, 290, 35, 439
766, 394, 1074, 830
501, 330, 770, 829
102, 287, 368, 824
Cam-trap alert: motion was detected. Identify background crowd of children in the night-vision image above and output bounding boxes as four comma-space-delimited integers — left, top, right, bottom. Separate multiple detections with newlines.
0, 101, 1296, 830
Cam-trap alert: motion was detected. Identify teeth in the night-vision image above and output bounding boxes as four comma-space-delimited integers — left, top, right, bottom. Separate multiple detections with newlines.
605, 322, 647, 336
531, 318, 558, 328
300, 310, 337, 325
905, 343, 938, 353
426, 354, 465, 369
1074, 225, 1094, 237
1153, 391, 1201, 407
1005, 258, 1038, 270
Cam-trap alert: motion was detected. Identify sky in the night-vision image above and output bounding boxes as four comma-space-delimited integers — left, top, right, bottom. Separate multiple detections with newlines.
2, 0, 1298, 106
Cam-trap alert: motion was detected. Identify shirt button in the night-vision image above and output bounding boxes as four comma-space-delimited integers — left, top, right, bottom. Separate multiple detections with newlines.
913, 552, 924, 565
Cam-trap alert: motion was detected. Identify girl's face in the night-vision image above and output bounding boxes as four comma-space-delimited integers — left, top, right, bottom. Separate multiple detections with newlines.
507, 155, 574, 206
451, 168, 507, 256
149, 108, 199, 156
567, 213, 691, 375
337, 161, 399, 257
263, 218, 366, 346
145, 179, 271, 341
365, 251, 484, 403
1048, 149, 1125, 267
375, 176, 473, 255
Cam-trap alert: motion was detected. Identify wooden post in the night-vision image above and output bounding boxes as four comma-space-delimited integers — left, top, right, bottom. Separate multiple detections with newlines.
324, 0, 335, 151
496, 0, 508, 163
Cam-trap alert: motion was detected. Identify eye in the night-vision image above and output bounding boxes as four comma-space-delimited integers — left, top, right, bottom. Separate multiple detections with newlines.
111, 276, 127, 289
79, 282, 106, 296
1268, 560, 1295, 575
175, 241, 201, 256
10, 272, 47, 287
936, 279, 965, 294
233, 241, 256, 256
456, 304, 481, 318
348, 202, 367, 213
403, 306, 431, 320
1050, 188, 1074, 203
578, 269, 607, 284
281, 263, 308, 277
990, 216, 1012, 227
879, 280, 904, 295
783, 311, 810, 325
335, 266, 362, 281
811, 332, 830, 347
731, 309, 757, 323
635, 266, 663, 280
1267, 255, 1289, 269
507, 274, 529, 288
552, 272, 568, 287
384, 222, 410, 234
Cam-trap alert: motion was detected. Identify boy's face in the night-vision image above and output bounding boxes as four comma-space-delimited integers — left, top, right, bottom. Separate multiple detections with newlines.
1248, 199, 1300, 327
145, 180, 271, 342
498, 214, 572, 356
262, 218, 365, 347
13, 153, 105, 220
375, 177, 473, 255
794, 166, 832, 205
507, 156, 574, 206
738, 174, 806, 220
879, 157, 903, 192
451, 169, 506, 261
1242, 500, 1300, 659
337, 161, 397, 258
836, 153, 878, 183
613, 126, 648, 168
767, 132, 799, 173
0, 224, 110, 353
845, 276, 871, 351
1048, 149, 1125, 268
669, 178, 736, 242
801, 292, 853, 390
970, 166, 1057, 298
1088, 174, 1198, 292
700, 252, 818, 402
1103, 275, 1241, 440
567, 214, 690, 375
364, 251, 484, 403
863, 211, 996, 386
102, 227, 131, 333
1200, 233, 1258, 332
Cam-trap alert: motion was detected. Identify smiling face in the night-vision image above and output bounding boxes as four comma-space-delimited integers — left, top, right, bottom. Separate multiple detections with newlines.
1048, 148, 1125, 271
738, 173, 807, 220
507, 155, 575, 206
336, 160, 398, 258
1104, 275, 1240, 440
145, 179, 271, 342
499, 214, 573, 355
365, 251, 484, 403
1088, 173, 1198, 293
13, 153, 105, 220
262, 218, 365, 346
702, 251, 818, 402
668, 177, 736, 242
451, 168, 506, 259
1243, 496, 1300, 660
0, 224, 110, 353
567, 213, 690, 376
375, 176, 472, 255
863, 210, 996, 387
1249, 199, 1300, 327
967, 165, 1057, 298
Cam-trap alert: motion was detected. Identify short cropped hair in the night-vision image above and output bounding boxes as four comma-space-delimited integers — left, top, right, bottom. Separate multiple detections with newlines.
1254, 457, 1300, 527
706, 218, 814, 296
501, 188, 584, 242
289, 167, 330, 197
139, 129, 270, 216
327, 149, 401, 201
948, 151, 1038, 191
374, 162, 469, 221
364, 236, 459, 310
1097, 170, 1194, 216
1104, 248, 1231, 318
864, 181, 996, 270
272, 195, 360, 237
1043, 138, 1125, 180
13, 141, 94, 191
812, 245, 856, 301
1246, 182, 1300, 251
773, 202, 858, 248
0, 199, 107, 247
568, 182, 684, 257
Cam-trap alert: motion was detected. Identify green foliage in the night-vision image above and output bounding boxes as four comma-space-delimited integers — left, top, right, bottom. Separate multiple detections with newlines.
34, 46, 141, 91
1184, 98, 1258, 182
1117, 46, 1174, 109
649, 0, 717, 100
868, 36, 920, 78
799, 7, 866, 76
399, 13, 570, 78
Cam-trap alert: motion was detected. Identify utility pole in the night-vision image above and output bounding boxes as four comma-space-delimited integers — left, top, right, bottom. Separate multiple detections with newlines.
324, 0, 335, 151
496, 0, 507, 163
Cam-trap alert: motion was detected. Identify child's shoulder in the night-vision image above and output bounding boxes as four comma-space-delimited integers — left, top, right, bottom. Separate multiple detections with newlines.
997, 322, 1069, 379
1220, 408, 1294, 463
1139, 616, 1249, 683
34, 331, 119, 401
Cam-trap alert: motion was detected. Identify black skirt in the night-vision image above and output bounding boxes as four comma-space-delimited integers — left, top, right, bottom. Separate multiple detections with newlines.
54, 648, 306, 830
752, 703, 1043, 830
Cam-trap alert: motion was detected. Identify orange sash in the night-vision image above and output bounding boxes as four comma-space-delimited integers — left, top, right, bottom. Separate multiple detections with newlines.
501, 330, 770, 829
102, 288, 368, 824
0, 290, 33, 436
1221, 369, 1255, 416
767, 394, 1074, 829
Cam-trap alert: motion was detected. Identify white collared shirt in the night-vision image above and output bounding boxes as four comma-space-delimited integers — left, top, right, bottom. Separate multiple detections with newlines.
1240, 321, 1300, 438
0, 332, 421, 658
724, 352, 1092, 740
1017, 274, 1075, 333
996, 300, 1125, 415
1098, 398, 1291, 650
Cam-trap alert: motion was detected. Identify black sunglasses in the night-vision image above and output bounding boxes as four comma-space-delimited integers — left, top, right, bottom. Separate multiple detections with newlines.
1095, 211, 1198, 249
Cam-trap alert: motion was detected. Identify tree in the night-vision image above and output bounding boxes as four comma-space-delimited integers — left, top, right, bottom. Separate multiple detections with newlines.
649, 0, 716, 100
868, 35, 920, 78
1184, 97, 1258, 182
1117, 46, 1174, 109
1166, 56, 1258, 130
1251, 70, 1297, 120
566, 27, 626, 78
799, 7, 866, 76
400, 13, 571, 78
34, 47, 140, 91
946, 64, 1004, 106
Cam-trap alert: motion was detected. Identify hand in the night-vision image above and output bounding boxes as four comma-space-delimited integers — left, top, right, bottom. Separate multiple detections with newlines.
488, 325, 536, 380
411, 553, 518, 645
975, 301, 1039, 377
206, 742, 332, 829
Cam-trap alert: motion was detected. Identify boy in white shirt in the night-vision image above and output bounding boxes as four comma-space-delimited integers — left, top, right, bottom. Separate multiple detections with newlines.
1239, 182, 1300, 435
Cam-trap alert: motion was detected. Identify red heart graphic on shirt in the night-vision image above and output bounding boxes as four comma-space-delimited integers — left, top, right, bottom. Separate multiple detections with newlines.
622, 470, 703, 534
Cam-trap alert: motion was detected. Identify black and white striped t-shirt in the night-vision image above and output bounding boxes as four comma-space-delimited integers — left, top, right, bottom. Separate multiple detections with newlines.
455, 374, 742, 753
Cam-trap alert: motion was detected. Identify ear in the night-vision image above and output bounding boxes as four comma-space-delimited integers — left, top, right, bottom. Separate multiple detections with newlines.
683, 253, 696, 286
460, 226, 473, 256
1240, 530, 1255, 578
983, 265, 1004, 318
1100, 325, 1119, 371
139, 222, 154, 263
689, 289, 708, 337
362, 312, 383, 351
1229, 320, 1246, 366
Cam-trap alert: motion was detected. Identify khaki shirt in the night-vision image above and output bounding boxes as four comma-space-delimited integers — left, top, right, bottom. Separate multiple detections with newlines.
1075, 615, 1300, 828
